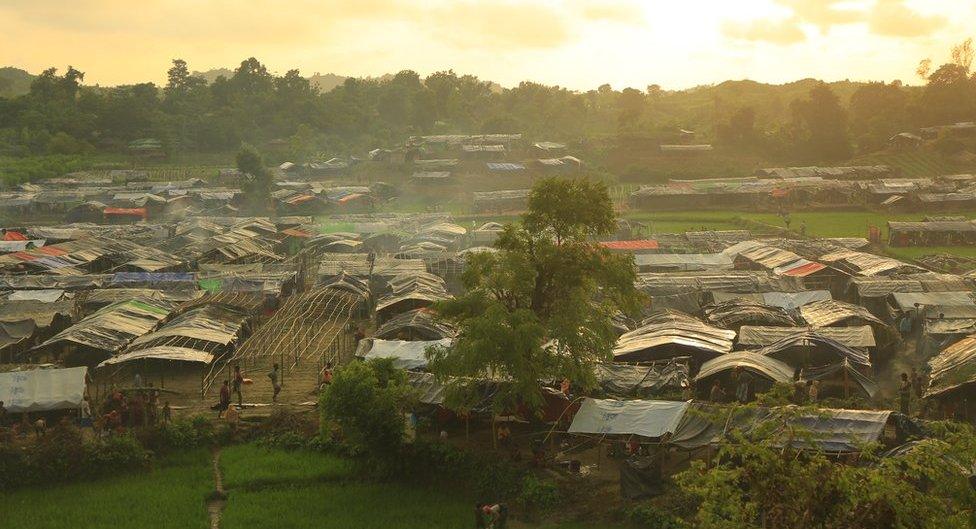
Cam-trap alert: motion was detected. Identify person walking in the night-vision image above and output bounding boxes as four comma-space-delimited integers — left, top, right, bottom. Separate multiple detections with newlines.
899, 373, 912, 415
269, 363, 281, 403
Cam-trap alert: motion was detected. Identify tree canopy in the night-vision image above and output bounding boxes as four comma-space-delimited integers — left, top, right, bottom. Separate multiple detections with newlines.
426, 178, 641, 414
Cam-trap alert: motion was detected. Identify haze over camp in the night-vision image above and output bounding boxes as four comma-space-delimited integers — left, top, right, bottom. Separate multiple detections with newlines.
3, 2, 976, 528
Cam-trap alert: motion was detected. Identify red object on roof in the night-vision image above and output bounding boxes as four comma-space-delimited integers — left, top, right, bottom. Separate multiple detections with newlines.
337, 193, 366, 204
599, 239, 660, 250
281, 228, 313, 238
2, 231, 27, 241
285, 194, 317, 205
780, 261, 826, 277
104, 207, 147, 218
38, 246, 68, 256
10, 251, 37, 261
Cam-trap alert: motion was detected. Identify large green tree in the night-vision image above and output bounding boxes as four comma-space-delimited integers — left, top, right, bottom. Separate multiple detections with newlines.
235, 143, 272, 212
426, 178, 641, 414
789, 82, 852, 162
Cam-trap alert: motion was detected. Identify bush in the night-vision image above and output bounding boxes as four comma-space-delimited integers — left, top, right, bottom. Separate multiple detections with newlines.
518, 475, 561, 515
394, 439, 524, 500
0, 422, 150, 490
627, 504, 688, 529
135, 416, 215, 453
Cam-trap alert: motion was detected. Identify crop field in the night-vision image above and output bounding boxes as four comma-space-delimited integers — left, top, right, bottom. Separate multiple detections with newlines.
2, 444, 619, 529
1, 449, 213, 529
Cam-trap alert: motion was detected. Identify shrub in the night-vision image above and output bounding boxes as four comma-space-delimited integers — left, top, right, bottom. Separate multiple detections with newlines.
135, 416, 215, 453
0, 424, 150, 490
627, 504, 688, 529
518, 475, 561, 515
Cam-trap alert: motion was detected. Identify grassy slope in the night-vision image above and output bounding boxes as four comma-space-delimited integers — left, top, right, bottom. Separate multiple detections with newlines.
1, 449, 212, 529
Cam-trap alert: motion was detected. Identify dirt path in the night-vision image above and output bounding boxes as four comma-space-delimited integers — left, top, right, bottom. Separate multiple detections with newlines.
207, 447, 227, 529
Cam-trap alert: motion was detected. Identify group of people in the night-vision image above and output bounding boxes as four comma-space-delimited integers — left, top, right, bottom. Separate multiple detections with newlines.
98, 386, 170, 435
707, 367, 755, 404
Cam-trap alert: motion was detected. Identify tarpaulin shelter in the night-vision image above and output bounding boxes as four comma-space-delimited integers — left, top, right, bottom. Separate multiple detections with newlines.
33, 297, 176, 362
694, 352, 794, 387
98, 345, 215, 368
593, 360, 690, 398
702, 299, 798, 330
737, 325, 875, 349
613, 311, 735, 364
0, 366, 87, 412
800, 358, 879, 398
756, 332, 872, 368
568, 398, 690, 439
798, 299, 896, 348
374, 308, 456, 341
670, 403, 894, 453
356, 337, 452, 370
926, 333, 976, 400
710, 290, 831, 310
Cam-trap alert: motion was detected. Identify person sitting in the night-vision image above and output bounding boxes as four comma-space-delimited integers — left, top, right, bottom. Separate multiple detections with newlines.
224, 403, 240, 430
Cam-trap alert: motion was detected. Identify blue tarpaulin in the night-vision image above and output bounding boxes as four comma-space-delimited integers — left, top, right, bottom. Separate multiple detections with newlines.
111, 272, 195, 285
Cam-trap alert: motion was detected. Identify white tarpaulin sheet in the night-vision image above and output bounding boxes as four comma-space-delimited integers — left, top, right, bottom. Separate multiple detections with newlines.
6, 289, 65, 303
0, 366, 87, 412
568, 398, 690, 438
360, 338, 452, 370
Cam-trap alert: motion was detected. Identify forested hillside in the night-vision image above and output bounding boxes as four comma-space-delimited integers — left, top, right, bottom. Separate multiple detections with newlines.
0, 40, 974, 170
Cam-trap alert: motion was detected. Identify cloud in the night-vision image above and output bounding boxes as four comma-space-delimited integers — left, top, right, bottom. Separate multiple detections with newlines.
869, 0, 948, 37
722, 19, 806, 45
723, 0, 949, 45
572, 0, 644, 23
426, 2, 574, 50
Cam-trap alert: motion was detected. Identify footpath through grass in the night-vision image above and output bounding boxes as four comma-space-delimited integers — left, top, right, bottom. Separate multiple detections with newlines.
1, 449, 213, 529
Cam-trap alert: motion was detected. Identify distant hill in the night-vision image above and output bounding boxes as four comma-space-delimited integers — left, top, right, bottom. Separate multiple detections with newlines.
191, 68, 234, 84
0, 67, 34, 97
308, 73, 349, 92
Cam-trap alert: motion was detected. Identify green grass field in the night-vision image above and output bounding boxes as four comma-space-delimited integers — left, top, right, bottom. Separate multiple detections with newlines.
3, 444, 622, 529
1, 449, 213, 529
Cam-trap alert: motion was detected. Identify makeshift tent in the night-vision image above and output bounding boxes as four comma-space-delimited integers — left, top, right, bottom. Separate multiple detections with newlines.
374, 309, 456, 340
568, 398, 690, 438
702, 299, 797, 330
98, 345, 215, 367
711, 290, 831, 310
737, 325, 874, 348
34, 297, 175, 355
756, 332, 872, 368
0, 366, 87, 412
593, 360, 689, 398
670, 403, 894, 453
694, 352, 794, 386
800, 359, 879, 398
926, 333, 976, 399
356, 338, 452, 370
613, 311, 735, 364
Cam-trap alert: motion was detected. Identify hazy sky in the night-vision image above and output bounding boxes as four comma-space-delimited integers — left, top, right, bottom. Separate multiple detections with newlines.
1, 0, 973, 90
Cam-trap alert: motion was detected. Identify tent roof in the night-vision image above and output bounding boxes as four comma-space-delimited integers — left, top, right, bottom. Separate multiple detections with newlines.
695, 352, 794, 384
0, 366, 87, 412
568, 398, 690, 438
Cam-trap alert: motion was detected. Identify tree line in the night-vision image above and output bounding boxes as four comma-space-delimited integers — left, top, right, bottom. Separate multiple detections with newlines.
0, 39, 974, 165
